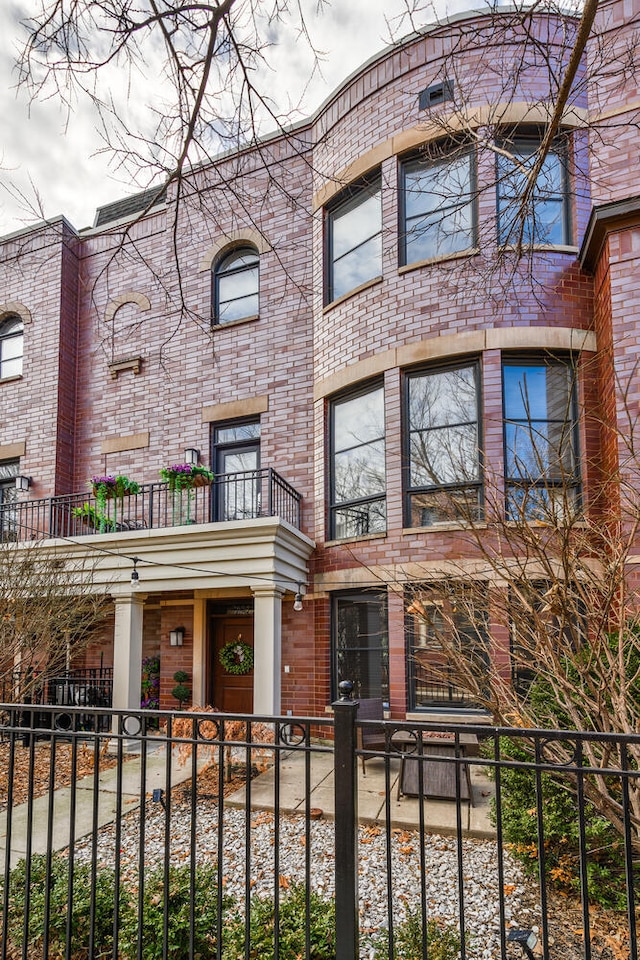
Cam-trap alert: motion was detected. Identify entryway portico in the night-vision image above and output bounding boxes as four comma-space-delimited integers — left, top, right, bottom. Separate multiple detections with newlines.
56, 516, 315, 716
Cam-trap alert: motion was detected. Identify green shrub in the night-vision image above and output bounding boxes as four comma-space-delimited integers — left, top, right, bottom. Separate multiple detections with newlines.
222, 884, 336, 960
5, 853, 132, 959
120, 863, 231, 960
369, 912, 461, 960
492, 737, 630, 910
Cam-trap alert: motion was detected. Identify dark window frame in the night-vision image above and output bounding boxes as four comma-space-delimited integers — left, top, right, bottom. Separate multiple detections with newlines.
509, 582, 586, 699
405, 583, 489, 712
403, 359, 483, 527
0, 315, 24, 379
399, 143, 477, 266
332, 589, 389, 706
328, 379, 386, 541
496, 132, 571, 248
212, 245, 260, 325
324, 172, 382, 304
0, 460, 19, 541
502, 353, 581, 522
211, 418, 261, 522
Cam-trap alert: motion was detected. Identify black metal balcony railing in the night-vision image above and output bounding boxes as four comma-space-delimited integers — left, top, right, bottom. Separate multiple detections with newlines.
0, 469, 302, 543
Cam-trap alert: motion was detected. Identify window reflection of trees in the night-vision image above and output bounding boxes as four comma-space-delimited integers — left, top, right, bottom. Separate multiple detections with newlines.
406, 584, 488, 709
402, 147, 475, 263
407, 364, 480, 526
503, 360, 578, 522
334, 592, 389, 704
331, 385, 386, 539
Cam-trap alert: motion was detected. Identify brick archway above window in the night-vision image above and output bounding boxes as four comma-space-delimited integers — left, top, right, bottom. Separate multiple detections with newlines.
0, 302, 32, 324
104, 292, 151, 324
199, 230, 271, 272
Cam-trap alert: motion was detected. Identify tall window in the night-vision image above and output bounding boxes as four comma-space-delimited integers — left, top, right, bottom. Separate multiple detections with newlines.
401, 148, 475, 264
406, 585, 488, 711
496, 136, 569, 246
509, 583, 585, 699
330, 383, 386, 539
213, 246, 259, 324
0, 316, 23, 379
325, 175, 382, 303
405, 363, 481, 526
0, 461, 18, 541
212, 420, 261, 521
503, 357, 579, 521
333, 591, 389, 704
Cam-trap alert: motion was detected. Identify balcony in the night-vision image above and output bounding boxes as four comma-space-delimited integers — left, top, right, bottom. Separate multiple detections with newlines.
0, 469, 302, 543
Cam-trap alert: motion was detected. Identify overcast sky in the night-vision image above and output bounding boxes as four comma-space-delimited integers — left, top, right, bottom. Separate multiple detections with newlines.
0, 0, 474, 236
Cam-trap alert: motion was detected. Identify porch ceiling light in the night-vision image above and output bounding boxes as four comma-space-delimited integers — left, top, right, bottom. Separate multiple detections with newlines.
130, 557, 140, 588
170, 627, 185, 646
293, 582, 306, 612
184, 447, 200, 465
15, 475, 30, 491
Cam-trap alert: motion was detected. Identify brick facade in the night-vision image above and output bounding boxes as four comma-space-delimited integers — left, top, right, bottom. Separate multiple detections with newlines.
0, 0, 637, 718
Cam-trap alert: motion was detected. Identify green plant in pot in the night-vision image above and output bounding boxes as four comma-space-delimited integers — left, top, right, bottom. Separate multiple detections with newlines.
71, 502, 116, 532
90, 474, 140, 532
160, 463, 214, 525
172, 670, 190, 707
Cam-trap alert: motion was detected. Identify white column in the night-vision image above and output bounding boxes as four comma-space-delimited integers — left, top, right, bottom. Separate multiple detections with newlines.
192, 597, 207, 707
112, 594, 146, 714
251, 585, 285, 715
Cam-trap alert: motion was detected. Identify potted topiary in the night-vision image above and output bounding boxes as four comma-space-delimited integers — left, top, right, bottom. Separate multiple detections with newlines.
171, 670, 190, 708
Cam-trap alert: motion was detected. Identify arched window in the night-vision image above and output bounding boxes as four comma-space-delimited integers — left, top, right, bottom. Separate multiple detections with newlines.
213, 246, 259, 324
0, 316, 23, 379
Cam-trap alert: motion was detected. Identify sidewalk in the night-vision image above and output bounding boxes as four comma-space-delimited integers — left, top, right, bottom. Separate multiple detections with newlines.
0, 742, 495, 867
0, 741, 199, 868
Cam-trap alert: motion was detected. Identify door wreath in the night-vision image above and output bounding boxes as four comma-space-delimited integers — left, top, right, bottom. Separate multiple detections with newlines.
219, 637, 254, 675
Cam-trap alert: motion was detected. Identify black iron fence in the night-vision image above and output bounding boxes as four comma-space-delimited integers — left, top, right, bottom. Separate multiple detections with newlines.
0, 469, 302, 543
0, 668, 113, 734
0, 695, 637, 960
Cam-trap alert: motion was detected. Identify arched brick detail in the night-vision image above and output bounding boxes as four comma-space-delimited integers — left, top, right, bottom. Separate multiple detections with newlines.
104, 292, 151, 324
312, 102, 589, 211
0, 301, 32, 324
199, 230, 271, 272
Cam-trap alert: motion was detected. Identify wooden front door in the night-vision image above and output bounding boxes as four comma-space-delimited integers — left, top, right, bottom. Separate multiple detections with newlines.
211, 617, 254, 713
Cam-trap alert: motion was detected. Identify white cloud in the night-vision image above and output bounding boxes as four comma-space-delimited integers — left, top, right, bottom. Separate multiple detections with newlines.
0, 0, 478, 235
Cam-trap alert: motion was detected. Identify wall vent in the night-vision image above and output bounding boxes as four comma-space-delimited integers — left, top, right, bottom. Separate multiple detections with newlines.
418, 79, 454, 111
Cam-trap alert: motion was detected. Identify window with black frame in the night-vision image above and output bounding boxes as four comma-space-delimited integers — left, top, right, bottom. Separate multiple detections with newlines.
0, 316, 23, 379
406, 584, 488, 711
325, 174, 382, 303
401, 146, 475, 265
333, 591, 389, 705
212, 420, 261, 521
213, 246, 259, 324
330, 383, 386, 540
503, 357, 579, 521
405, 362, 481, 526
496, 135, 569, 247
0, 461, 19, 541
509, 582, 585, 698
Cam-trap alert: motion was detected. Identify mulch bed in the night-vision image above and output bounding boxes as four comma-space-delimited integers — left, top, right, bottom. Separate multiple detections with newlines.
0, 738, 118, 810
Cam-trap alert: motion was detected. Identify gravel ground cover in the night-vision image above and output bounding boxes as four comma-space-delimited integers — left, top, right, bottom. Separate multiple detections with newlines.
71, 780, 544, 959
71, 770, 630, 960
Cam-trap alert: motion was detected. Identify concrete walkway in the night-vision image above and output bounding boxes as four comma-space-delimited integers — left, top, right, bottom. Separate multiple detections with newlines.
226, 749, 496, 838
0, 742, 495, 868
0, 741, 200, 868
